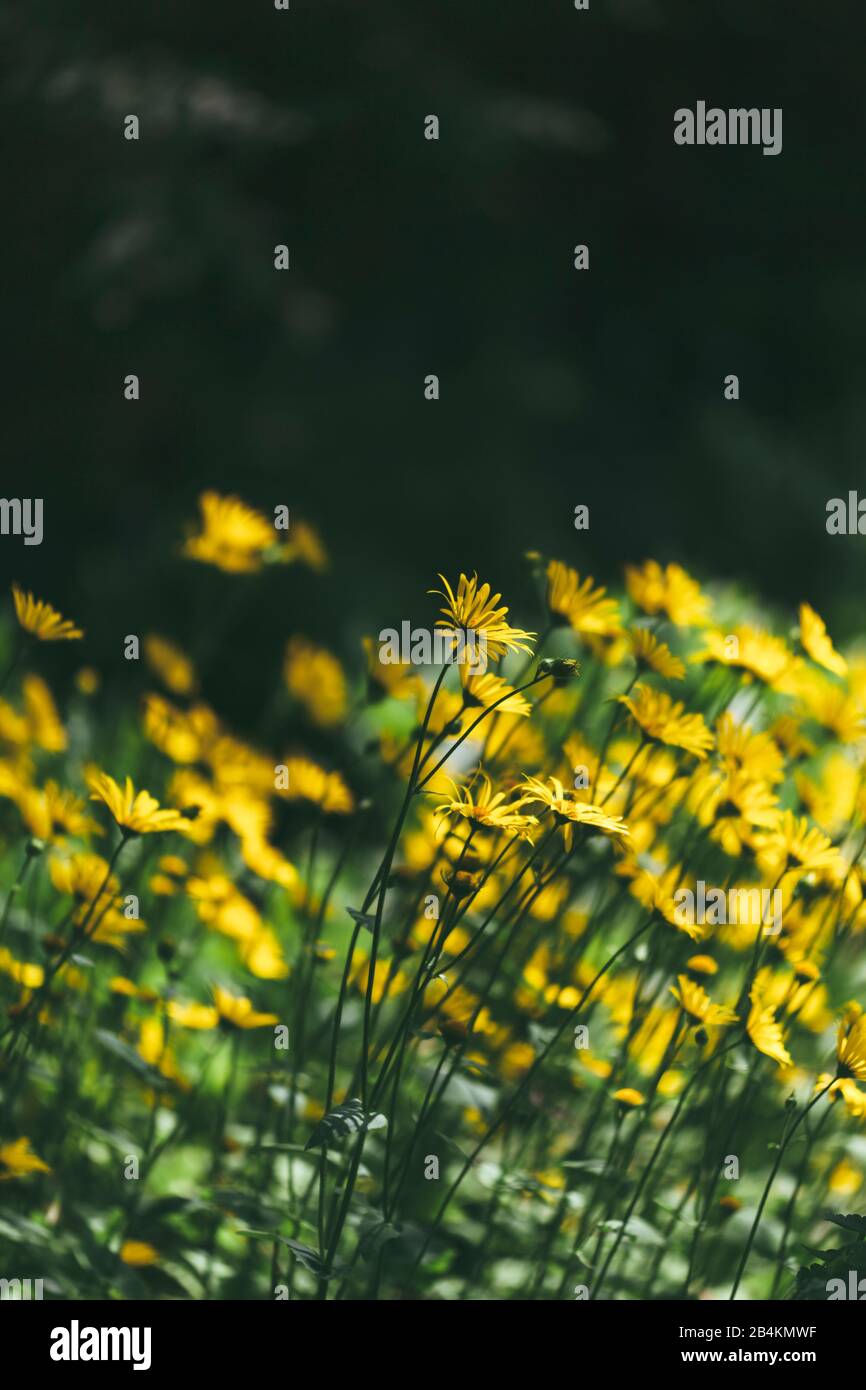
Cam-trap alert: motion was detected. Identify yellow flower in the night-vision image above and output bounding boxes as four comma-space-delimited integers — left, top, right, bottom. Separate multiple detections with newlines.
167, 999, 220, 1029
119, 1241, 159, 1266
619, 685, 713, 761
628, 626, 685, 680
836, 1006, 866, 1081
283, 637, 347, 728
283, 519, 328, 572
686, 955, 718, 975
87, 771, 187, 835
799, 603, 847, 678
143, 634, 197, 695
355, 954, 411, 1006
516, 775, 630, 851
794, 670, 865, 743
460, 669, 531, 717
19, 780, 97, 843
625, 561, 710, 627
75, 667, 100, 695
746, 974, 793, 1069
545, 561, 622, 637
754, 810, 843, 882
670, 974, 738, 1027
500, 1040, 535, 1080
278, 757, 353, 814
238, 835, 299, 894
0, 946, 44, 990
431, 573, 535, 661
183, 491, 276, 573
138, 1018, 187, 1088
828, 1158, 862, 1196
796, 753, 859, 835
22, 675, 66, 751
50, 852, 118, 915
362, 636, 423, 702
143, 695, 217, 764
715, 713, 784, 785
689, 766, 780, 857
212, 985, 279, 1029
0, 1136, 51, 1179
612, 1087, 645, 1107
692, 625, 794, 687
238, 925, 289, 981
816, 1074, 866, 1118
435, 774, 538, 841
12, 585, 83, 641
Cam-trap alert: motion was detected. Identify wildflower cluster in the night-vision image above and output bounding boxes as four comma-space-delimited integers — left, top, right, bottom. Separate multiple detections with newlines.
0, 502, 864, 1301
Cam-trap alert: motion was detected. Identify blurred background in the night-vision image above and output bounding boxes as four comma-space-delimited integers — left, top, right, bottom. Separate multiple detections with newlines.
3, 0, 865, 727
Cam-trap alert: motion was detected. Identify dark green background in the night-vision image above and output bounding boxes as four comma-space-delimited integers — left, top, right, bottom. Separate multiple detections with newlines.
4, 0, 865, 724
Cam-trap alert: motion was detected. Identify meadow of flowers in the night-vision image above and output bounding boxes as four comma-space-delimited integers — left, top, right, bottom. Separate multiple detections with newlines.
1, 491, 866, 1302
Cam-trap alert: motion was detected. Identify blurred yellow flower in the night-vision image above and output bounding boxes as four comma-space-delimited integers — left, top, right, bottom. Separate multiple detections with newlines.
612, 1087, 645, 1107
799, 603, 847, 678
546, 560, 622, 637
625, 561, 710, 627
183, 491, 276, 573
12, 584, 83, 641
746, 973, 793, 1069
0, 1136, 51, 1179
22, 675, 66, 751
619, 685, 713, 761
836, 1006, 866, 1081
144, 634, 197, 695
278, 757, 353, 814
628, 625, 685, 680
284, 637, 347, 728
671, 974, 738, 1027
119, 1241, 159, 1266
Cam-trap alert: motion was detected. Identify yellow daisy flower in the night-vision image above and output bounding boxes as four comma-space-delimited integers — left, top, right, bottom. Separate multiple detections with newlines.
670, 974, 738, 1027
87, 771, 187, 835
799, 603, 847, 678
545, 560, 622, 637
753, 810, 843, 882
0, 1136, 51, 1179
143, 634, 197, 695
212, 985, 279, 1029
516, 774, 630, 851
183, 491, 276, 573
12, 584, 83, 641
628, 626, 685, 680
283, 637, 347, 728
434, 774, 539, 841
431, 573, 535, 661
746, 973, 793, 1069
692, 625, 794, 687
619, 684, 713, 761
461, 669, 532, 717
624, 561, 710, 627
278, 757, 353, 814
835, 1005, 866, 1082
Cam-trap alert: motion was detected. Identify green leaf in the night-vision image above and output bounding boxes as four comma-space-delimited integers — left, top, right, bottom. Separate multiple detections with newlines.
346, 907, 375, 932
598, 1215, 663, 1246
304, 1098, 385, 1149
825, 1211, 866, 1235
237, 1230, 343, 1279
357, 1216, 402, 1262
